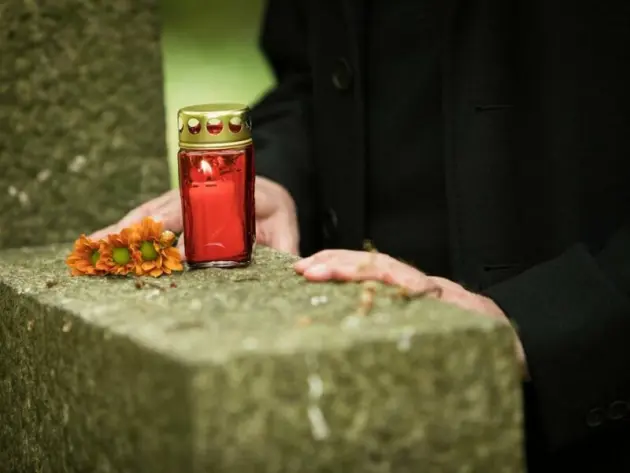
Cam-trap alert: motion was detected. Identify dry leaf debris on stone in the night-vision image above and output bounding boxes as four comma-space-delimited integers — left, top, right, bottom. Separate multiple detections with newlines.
134, 279, 170, 291
354, 240, 441, 317
297, 240, 444, 325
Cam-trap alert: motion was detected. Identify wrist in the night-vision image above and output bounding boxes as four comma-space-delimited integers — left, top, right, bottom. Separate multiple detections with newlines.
256, 176, 296, 211
480, 295, 530, 381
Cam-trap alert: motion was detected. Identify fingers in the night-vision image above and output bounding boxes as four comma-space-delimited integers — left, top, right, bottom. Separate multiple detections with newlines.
88, 211, 140, 240
88, 189, 182, 240
132, 189, 182, 230
88, 224, 120, 241
294, 249, 438, 294
88, 211, 143, 240
255, 177, 300, 255
176, 235, 187, 262
294, 250, 363, 272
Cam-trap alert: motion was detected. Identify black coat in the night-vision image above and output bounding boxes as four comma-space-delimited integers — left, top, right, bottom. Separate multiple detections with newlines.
251, 0, 630, 470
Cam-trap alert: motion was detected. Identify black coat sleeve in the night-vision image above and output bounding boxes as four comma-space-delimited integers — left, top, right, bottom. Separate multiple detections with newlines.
250, 0, 321, 255
483, 224, 630, 455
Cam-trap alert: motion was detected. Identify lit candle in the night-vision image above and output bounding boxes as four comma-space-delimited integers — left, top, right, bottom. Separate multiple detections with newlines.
187, 180, 244, 262
177, 103, 255, 269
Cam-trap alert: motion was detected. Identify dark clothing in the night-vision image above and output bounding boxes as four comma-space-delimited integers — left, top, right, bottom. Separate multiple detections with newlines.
251, 0, 630, 470
365, 0, 450, 276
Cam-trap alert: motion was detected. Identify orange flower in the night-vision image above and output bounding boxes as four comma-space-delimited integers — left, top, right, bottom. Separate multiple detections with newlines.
95, 227, 137, 276
130, 217, 183, 277
159, 230, 177, 248
66, 235, 104, 276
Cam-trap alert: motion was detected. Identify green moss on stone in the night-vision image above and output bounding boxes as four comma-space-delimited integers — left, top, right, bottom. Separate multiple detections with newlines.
0, 244, 525, 473
0, 0, 169, 250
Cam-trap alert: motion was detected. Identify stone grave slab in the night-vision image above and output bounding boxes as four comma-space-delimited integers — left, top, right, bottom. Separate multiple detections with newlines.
0, 0, 170, 250
0, 245, 525, 473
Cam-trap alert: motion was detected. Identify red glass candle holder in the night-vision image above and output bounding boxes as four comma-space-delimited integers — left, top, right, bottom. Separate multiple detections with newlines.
177, 104, 255, 268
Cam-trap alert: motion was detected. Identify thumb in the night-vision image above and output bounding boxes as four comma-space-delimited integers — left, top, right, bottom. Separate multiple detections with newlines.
176, 235, 187, 262
255, 185, 275, 219
89, 224, 119, 241
88, 207, 149, 240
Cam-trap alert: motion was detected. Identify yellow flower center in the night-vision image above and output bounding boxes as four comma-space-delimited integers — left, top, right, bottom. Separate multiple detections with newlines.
140, 241, 159, 261
90, 250, 100, 266
112, 247, 130, 265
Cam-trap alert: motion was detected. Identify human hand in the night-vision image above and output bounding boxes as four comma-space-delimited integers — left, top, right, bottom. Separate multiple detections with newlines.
255, 176, 300, 255
88, 176, 300, 258
89, 188, 183, 241
294, 249, 528, 378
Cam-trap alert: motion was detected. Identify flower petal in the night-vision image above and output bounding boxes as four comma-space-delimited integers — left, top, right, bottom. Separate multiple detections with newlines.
164, 258, 183, 271
142, 261, 156, 271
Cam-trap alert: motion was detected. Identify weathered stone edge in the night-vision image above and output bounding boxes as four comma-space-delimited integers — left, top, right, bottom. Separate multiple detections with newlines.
188, 325, 526, 473
0, 283, 194, 473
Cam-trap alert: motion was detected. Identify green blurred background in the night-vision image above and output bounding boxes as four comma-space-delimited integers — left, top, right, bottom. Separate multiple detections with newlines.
161, 0, 274, 187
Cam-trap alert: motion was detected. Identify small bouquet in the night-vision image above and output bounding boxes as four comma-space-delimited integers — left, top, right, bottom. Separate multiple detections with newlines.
66, 217, 184, 278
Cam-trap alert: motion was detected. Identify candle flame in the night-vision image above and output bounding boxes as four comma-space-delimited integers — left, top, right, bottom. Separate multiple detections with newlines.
199, 160, 213, 175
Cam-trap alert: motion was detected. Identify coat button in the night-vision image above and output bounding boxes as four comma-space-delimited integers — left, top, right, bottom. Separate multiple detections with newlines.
331, 58, 353, 91
322, 207, 339, 243
586, 408, 606, 427
608, 401, 629, 420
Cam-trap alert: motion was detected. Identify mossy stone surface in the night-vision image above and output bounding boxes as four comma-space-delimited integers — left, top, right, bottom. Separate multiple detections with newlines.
0, 244, 525, 473
0, 0, 170, 250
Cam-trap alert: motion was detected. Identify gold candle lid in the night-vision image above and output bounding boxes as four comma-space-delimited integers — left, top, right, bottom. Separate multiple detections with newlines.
178, 103, 252, 150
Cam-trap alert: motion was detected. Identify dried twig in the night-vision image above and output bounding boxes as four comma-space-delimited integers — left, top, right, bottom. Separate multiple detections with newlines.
358, 280, 378, 316
393, 284, 443, 301
167, 320, 205, 332
134, 279, 168, 291
296, 316, 313, 327
231, 276, 261, 283
357, 240, 378, 273
354, 240, 381, 315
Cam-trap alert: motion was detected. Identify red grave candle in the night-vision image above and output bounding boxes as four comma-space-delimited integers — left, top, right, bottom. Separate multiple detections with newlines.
177, 104, 255, 268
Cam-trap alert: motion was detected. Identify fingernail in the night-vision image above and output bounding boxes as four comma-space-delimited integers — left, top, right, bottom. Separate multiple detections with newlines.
305, 263, 329, 278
